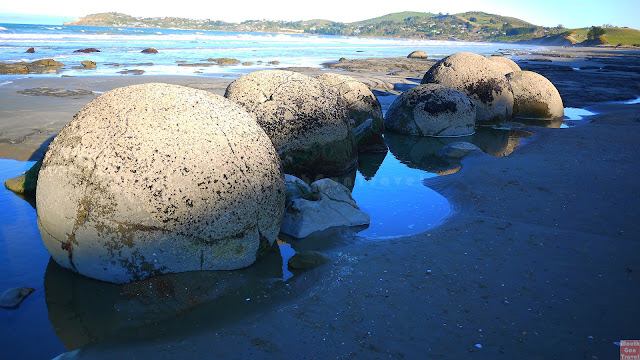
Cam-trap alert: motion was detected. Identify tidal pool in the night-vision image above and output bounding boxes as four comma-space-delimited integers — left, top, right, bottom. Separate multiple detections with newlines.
0, 124, 539, 358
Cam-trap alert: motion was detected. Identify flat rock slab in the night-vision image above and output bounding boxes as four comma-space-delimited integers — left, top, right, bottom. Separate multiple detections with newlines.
17, 87, 95, 97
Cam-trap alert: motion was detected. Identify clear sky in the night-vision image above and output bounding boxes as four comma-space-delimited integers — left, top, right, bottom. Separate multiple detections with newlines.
1, 0, 638, 29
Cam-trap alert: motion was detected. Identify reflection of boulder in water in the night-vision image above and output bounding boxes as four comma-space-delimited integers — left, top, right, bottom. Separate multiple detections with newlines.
512, 118, 563, 129
471, 127, 533, 157
384, 133, 463, 175
358, 151, 387, 180
45, 244, 288, 350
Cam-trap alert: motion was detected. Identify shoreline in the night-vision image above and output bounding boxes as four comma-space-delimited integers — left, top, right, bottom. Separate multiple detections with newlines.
1, 46, 639, 359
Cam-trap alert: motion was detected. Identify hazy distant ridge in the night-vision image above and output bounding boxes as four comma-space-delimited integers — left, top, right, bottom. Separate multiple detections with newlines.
64, 11, 640, 45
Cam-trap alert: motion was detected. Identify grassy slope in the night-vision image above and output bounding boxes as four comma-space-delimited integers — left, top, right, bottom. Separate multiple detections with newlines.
351, 11, 436, 24
571, 27, 640, 46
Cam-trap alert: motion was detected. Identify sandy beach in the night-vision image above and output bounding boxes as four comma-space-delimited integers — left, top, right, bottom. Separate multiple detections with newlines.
2, 47, 640, 359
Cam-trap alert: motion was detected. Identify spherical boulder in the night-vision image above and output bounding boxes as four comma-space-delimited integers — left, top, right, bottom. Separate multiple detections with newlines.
316, 73, 386, 152
421, 52, 514, 124
506, 70, 564, 120
385, 83, 476, 137
488, 55, 521, 75
36, 83, 286, 284
225, 70, 357, 177
407, 50, 428, 59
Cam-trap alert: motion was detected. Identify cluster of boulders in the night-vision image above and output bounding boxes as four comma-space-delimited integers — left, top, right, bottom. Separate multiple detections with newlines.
385, 52, 564, 137
33, 69, 387, 283
24, 52, 564, 285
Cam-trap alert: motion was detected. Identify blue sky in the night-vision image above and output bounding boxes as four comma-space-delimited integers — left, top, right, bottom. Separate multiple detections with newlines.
0, 0, 638, 29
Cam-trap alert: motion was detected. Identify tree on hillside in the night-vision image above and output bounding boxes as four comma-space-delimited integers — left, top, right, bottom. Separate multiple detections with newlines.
587, 26, 606, 39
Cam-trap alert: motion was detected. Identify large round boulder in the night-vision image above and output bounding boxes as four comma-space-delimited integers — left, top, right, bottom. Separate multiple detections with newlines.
316, 73, 386, 152
407, 50, 428, 59
36, 83, 286, 284
488, 55, 521, 75
506, 70, 564, 120
225, 70, 357, 177
385, 83, 476, 137
421, 52, 514, 124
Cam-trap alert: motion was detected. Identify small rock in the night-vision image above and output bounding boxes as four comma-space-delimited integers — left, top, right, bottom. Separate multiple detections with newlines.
285, 174, 313, 204
74, 48, 100, 53
81, 60, 97, 68
267, 60, 280, 65
407, 50, 428, 59
0, 287, 36, 309
141, 48, 158, 54
118, 69, 145, 75
288, 251, 330, 269
25, 47, 35, 53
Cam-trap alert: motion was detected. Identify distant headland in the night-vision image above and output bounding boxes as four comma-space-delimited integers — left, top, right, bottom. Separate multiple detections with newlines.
64, 11, 640, 46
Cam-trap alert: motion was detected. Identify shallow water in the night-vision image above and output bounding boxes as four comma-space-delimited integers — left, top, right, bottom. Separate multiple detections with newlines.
0, 122, 543, 358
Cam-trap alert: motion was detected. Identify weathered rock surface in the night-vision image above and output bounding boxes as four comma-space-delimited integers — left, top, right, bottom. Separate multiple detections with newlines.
316, 73, 386, 152
280, 177, 370, 238
285, 174, 313, 204
407, 50, 428, 59
507, 70, 564, 120
288, 251, 330, 269
0, 59, 64, 74
225, 70, 357, 178
385, 83, 476, 137
421, 52, 514, 124
488, 55, 521, 74
36, 83, 286, 283
0, 287, 35, 309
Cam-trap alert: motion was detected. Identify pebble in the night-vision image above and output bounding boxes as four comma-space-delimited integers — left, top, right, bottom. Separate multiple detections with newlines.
0, 287, 36, 309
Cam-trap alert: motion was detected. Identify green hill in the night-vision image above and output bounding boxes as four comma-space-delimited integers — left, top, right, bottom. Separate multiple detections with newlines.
63, 11, 639, 45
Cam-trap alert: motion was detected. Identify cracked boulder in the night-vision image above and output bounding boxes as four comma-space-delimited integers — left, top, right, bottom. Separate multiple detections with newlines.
507, 70, 564, 120
224, 70, 357, 178
316, 73, 387, 153
421, 52, 514, 124
385, 83, 476, 137
280, 177, 370, 238
36, 83, 286, 283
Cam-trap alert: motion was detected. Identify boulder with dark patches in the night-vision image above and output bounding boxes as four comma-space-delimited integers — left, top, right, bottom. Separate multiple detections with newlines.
36, 83, 286, 283
421, 52, 514, 124
507, 70, 564, 120
316, 73, 386, 153
385, 83, 476, 137
225, 70, 357, 178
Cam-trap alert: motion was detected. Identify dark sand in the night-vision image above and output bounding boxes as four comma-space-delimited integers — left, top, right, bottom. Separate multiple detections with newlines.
2, 47, 639, 359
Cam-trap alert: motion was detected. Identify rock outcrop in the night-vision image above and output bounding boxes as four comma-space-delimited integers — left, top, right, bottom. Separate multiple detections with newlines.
36, 83, 286, 283
280, 177, 369, 238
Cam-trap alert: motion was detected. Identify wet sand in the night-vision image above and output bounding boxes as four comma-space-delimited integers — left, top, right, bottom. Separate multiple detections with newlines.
1, 47, 639, 359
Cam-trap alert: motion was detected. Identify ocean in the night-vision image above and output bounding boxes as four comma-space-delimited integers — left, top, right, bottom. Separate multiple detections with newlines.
0, 23, 543, 77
